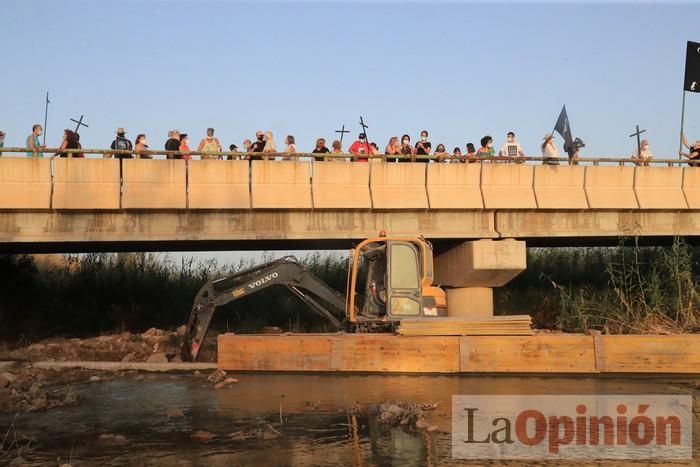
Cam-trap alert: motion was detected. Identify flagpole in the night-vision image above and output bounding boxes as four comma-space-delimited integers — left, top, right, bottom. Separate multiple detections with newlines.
42, 92, 49, 146
678, 90, 686, 160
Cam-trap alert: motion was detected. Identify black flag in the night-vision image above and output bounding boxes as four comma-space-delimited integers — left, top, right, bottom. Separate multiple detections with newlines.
554, 105, 573, 147
684, 41, 700, 92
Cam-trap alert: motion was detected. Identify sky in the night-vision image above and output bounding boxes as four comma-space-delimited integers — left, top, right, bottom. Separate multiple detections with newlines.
1, 0, 700, 262
1, 0, 699, 158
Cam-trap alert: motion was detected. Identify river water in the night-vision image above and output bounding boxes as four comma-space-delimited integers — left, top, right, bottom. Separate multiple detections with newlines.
0, 373, 698, 466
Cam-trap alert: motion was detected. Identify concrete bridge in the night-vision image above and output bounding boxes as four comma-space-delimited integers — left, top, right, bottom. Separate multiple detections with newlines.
1, 154, 699, 253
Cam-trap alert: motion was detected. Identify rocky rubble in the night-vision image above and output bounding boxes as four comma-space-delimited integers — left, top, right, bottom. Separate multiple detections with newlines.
368, 401, 440, 433
1, 327, 217, 363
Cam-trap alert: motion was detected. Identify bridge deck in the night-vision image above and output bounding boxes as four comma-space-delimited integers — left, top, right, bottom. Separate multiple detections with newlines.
1, 157, 699, 252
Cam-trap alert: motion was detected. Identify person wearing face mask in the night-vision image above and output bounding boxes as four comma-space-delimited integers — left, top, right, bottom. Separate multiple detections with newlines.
415, 130, 432, 162
178, 133, 191, 160
26, 124, 46, 157
397, 134, 414, 162
135, 134, 151, 159
197, 127, 222, 159
498, 131, 526, 163
348, 133, 371, 162
476, 135, 495, 160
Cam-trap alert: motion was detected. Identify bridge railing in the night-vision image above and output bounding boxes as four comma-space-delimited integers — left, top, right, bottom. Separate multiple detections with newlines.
0, 148, 698, 210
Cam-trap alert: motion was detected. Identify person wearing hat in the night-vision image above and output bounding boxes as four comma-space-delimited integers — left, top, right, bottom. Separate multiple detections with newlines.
348, 132, 371, 161
110, 127, 133, 159
541, 133, 560, 165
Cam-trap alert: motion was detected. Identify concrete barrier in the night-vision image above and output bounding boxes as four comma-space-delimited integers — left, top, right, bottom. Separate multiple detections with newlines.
480, 164, 536, 209
311, 162, 371, 209
682, 168, 700, 208
426, 164, 483, 209
633, 167, 687, 209
533, 165, 588, 209
251, 160, 312, 209
584, 166, 638, 209
122, 159, 186, 209
188, 160, 250, 209
53, 159, 120, 209
370, 163, 428, 209
0, 158, 51, 209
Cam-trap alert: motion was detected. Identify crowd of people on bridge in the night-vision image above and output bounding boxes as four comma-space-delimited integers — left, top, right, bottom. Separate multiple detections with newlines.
2, 124, 700, 166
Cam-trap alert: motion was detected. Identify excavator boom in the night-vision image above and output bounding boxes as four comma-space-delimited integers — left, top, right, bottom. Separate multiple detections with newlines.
181, 257, 347, 361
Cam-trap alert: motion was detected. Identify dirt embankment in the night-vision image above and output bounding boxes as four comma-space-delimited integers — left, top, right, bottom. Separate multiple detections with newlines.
0, 327, 217, 364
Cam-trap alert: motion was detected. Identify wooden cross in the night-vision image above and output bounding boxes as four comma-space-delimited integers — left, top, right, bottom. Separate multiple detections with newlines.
629, 124, 647, 157
359, 116, 369, 142
335, 124, 350, 144
70, 114, 89, 134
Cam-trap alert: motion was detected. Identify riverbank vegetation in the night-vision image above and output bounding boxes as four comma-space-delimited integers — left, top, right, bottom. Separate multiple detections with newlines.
1, 239, 699, 342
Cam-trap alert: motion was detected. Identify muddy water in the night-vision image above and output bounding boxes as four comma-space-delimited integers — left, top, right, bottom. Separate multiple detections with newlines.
1, 373, 698, 466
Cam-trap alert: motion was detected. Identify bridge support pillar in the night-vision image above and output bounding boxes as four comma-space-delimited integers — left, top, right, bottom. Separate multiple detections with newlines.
434, 239, 526, 319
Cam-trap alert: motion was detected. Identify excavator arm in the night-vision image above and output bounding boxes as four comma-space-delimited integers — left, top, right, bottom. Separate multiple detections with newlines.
181, 257, 348, 361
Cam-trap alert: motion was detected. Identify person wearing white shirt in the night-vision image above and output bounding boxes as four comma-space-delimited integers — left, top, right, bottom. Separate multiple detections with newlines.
541, 133, 560, 165
631, 139, 653, 166
499, 131, 526, 162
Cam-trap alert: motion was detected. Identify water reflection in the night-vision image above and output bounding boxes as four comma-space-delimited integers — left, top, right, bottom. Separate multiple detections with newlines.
0, 373, 697, 466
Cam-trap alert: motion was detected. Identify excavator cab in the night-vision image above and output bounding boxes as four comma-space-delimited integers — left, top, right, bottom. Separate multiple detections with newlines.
347, 236, 447, 327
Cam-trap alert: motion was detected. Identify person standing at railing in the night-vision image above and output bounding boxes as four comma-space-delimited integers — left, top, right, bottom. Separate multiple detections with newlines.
384, 136, 401, 159
165, 130, 180, 159
541, 133, 560, 165
312, 138, 330, 161
178, 133, 191, 160
330, 139, 345, 161
282, 135, 296, 160
476, 135, 495, 161
348, 133, 371, 162
680, 132, 700, 167
397, 134, 414, 162
250, 131, 266, 160
434, 144, 449, 162
0, 130, 5, 157
135, 134, 151, 159
465, 143, 478, 163
52, 129, 80, 158
498, 131, 526, 163
197, 128, 222, 159
630, 139, 653, 166
26, 124, 45, 157
415, 130, 432, 163
262, 131, 277, 160
110, 128, 133, 159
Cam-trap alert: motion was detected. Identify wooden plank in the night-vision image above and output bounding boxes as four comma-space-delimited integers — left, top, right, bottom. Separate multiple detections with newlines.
398, 316, 532, 336
601, 335, 700, 373
461, 335, 596, 373
218, 334, 332, 371
330, 334, 460, 373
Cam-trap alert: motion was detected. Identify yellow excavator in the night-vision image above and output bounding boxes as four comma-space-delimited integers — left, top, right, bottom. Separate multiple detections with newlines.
181, 233, 447, 361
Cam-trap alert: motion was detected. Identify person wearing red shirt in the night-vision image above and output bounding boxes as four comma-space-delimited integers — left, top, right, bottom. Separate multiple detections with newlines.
178, 133, 191, 160
348, 133, 371, 162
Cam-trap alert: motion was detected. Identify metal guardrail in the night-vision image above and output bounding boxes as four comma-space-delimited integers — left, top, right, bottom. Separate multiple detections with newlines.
0, 147, 691, 166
